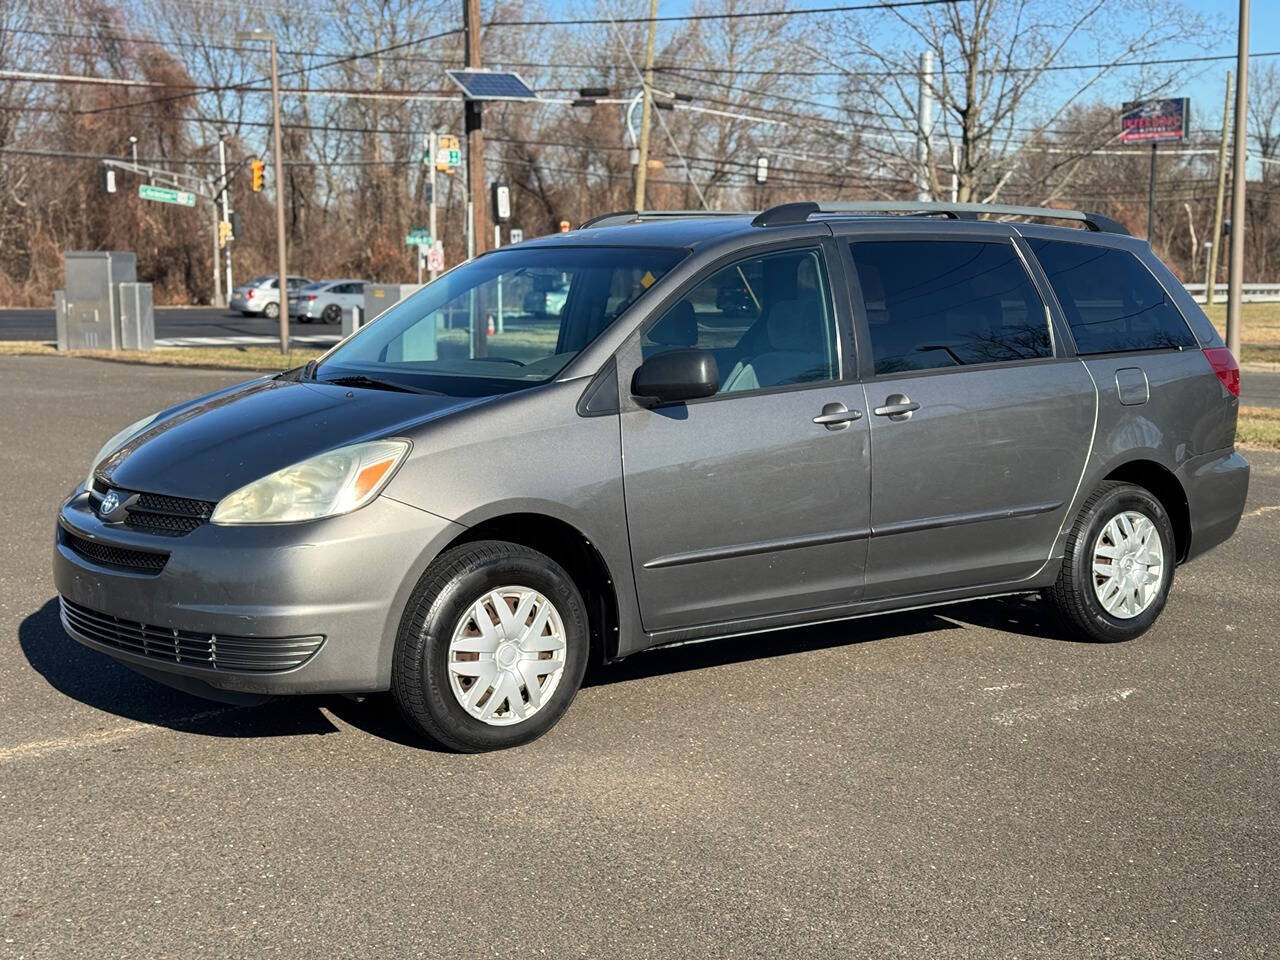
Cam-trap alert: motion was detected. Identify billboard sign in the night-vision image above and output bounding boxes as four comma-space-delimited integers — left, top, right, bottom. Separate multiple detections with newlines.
1120, 98, 1190, 143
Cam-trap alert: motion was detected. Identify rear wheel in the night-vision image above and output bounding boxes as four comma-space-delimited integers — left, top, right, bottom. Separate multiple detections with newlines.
263, 301, 280, 320
392, 541, 589, 751
1045, 481, 1176, 643
322, 303, 342, 324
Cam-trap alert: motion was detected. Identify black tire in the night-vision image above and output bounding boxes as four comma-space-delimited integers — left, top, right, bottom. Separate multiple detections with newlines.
263, 301, 280, 319
322, 304, 342, 325
392, 540, 590, 751
1045, 481, 1177, 643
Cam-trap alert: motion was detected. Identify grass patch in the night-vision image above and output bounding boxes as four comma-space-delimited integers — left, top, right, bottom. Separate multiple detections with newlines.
1201, 302, 1280, 364
1238, 405, 1280, 451
0, 340, 324, 371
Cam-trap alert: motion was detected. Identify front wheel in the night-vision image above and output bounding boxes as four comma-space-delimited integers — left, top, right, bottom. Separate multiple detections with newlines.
1045, 481, 1176, 643
392, 541, 589, 751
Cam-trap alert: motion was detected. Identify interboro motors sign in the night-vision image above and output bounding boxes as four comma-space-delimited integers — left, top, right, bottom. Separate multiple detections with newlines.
1120, 98, 1190, 143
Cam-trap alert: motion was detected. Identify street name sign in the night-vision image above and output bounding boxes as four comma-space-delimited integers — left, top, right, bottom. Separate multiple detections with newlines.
138, 184, 197, 207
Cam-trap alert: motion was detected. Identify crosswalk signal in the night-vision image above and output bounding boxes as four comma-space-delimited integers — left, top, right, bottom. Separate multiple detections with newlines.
218, 220, 232, 248
251, 159, 264, 192
230, 212, 243, 238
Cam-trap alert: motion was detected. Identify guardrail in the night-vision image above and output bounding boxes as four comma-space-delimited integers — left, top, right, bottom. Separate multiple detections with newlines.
1184, 282, 1280, 304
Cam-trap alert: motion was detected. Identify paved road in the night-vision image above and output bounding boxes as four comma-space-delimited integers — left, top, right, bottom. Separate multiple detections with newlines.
0, 306, 340, 344
2, 356, 1277, 958
1243, 365, 1280, 408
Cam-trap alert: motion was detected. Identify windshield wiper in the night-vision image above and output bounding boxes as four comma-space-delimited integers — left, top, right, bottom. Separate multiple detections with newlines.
321, 374, 444, 396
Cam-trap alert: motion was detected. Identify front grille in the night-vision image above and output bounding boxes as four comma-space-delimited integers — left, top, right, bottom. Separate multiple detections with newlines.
62, 530, 168, 574
90, 479, 215, 537
60, 597, 325, 673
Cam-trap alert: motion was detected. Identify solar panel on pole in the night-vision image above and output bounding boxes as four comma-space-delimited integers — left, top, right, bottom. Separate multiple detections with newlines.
447, 70, 539, 102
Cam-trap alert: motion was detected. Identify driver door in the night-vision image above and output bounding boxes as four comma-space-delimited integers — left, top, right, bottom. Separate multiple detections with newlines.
616, 240, 872, 634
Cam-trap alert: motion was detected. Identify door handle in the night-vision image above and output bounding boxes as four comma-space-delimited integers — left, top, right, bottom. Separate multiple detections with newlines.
873, 394, 920, 419
813, 402, 863, 430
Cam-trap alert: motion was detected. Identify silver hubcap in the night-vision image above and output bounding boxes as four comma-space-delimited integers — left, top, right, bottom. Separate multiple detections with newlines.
1092, 510, 1164, 619
447, 586, 567, 726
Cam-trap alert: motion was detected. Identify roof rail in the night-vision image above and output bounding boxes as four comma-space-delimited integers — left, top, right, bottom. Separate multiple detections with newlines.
578, 209, 753, 229
750, 201, 1129, 235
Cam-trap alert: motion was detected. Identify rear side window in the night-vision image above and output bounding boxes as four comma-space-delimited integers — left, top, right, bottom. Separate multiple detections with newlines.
849, 240, 1051, 375
1027, 239, 1196, 354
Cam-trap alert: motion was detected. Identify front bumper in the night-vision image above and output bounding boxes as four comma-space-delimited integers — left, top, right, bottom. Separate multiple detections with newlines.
54, 490, 464, 698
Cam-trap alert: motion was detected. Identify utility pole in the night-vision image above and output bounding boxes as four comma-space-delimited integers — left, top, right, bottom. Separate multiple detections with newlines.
1207, 71, 1232, 305
1146, 143, 1159, 241
210, 205, 222, 309
633, 0, 660, 211
464, 0, 487, 261
236, 29, 290, 354
218, 134, 233, 305
1226, 0, 1249, 359
428, 130, 439, 281
916, 50, 934, 201
268, 36, 288, 354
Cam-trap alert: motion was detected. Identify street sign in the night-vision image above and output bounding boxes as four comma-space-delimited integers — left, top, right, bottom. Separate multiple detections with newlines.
509, 228, 524, 244
1120, 98, 1190, 143
492, 183, 511, 223
427, 241, 445, 273
405, 230, 432, 247
138, 184, 196, 207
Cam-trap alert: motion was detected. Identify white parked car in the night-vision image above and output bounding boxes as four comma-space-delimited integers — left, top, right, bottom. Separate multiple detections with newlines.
289, 279, 368, 324
229, 275, 312, 319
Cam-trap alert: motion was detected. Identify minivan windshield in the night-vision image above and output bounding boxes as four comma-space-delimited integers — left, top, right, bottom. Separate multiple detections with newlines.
315, 245, 685, 396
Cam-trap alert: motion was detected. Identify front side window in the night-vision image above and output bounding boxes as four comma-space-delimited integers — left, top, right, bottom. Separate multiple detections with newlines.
850, 240, 1052, 375
1027, 239, 1196, 354
318, 246, 684, 396
641, 247, 839, 394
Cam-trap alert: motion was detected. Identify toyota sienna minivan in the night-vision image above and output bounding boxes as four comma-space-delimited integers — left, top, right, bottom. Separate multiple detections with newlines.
55, 201, 1249, 751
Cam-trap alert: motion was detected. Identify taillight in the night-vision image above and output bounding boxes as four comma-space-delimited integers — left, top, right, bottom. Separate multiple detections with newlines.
246, 289, 255, 299
1203, 347, 1240, 397
305, 294, 317, 301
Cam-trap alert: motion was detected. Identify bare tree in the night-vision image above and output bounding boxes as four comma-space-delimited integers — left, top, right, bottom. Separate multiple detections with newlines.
823, 0, 1199, 204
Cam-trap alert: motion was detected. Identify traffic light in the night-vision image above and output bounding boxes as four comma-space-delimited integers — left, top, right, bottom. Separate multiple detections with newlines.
755, 156, 768, 184
100, 166, 117, 194
218, 220, 232, 248
230, 212, 243, 239
251, 159, 264, 192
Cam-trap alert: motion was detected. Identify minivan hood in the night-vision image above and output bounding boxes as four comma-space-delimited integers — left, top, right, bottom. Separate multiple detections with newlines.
98, 377, 484, 501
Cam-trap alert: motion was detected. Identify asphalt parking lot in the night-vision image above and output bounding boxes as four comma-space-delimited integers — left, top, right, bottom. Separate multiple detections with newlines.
2, 355, 1277, 958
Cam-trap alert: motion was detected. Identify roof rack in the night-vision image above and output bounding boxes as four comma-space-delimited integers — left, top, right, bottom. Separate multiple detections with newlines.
578, 209, 752, 229
750, 201, 1129, 235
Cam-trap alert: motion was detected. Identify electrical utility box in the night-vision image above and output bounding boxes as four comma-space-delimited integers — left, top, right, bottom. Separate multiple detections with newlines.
118, 282, 155, 350
60, 251, 137, 350
363, 283, 430, 359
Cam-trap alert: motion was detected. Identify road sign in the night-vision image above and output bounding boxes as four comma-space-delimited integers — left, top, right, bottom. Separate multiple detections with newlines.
1121, 98, 1190, 143
138, 184, 196, 207
427, 241, 445, 273
405, 231, 432, 247
509, 228, 524, 244
492, 183, 511, 223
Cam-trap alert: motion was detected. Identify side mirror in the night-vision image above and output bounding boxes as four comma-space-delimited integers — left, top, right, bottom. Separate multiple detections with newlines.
631, 349, 719, 406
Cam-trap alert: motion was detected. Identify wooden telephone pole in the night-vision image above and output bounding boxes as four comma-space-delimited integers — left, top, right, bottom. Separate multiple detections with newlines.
464, 0, 487, 259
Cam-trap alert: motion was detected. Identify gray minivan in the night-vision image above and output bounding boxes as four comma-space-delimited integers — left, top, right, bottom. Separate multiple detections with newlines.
55, 202, 1249, 751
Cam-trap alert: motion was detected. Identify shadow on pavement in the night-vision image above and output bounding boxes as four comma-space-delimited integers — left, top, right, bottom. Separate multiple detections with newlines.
20, 593, 1071, 745
19, 598, 339, 739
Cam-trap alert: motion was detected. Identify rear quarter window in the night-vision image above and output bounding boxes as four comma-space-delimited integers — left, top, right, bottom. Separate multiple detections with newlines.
1027, 239, 1196, 354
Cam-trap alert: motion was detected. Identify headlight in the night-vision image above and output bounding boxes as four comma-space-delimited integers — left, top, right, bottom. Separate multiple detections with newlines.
210, 439, 410, 525
85, 414, 158, 491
